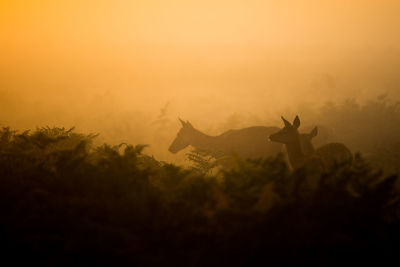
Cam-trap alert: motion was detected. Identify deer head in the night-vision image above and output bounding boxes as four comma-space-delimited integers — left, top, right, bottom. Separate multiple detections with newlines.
269, 116, 301, 144
168, 118, 196, 153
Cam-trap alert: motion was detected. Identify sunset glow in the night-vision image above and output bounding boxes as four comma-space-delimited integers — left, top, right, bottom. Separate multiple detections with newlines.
0, 0, 399, 158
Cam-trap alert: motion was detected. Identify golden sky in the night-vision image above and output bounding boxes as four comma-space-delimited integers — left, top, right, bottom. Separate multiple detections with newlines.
0, 0, 399, 131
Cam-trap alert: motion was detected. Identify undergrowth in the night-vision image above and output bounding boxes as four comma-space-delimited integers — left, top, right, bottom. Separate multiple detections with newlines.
0, 126, 399, 266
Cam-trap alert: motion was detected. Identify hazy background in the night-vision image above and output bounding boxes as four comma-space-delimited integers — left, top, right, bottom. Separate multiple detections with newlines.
1, 0, 399, 162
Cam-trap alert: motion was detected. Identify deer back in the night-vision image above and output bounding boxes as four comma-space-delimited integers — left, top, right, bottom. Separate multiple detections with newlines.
313, 143, 352, 170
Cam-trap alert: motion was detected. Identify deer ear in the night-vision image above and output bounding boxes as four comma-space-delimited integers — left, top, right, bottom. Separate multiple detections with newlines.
281, 116, 291, 127
186, 120, 193, 128
293, 116, 300, 129
179, 118, 186, 127
310, 126, 318, 137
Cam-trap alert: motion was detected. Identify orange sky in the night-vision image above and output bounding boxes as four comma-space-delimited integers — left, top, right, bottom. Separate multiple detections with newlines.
0, 0, 399, 132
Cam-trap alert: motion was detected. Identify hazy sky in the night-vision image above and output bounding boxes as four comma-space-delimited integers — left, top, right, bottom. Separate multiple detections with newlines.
0, 0, 399, 141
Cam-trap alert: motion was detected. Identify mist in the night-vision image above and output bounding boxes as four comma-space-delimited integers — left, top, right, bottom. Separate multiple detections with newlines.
3, 2, 400, 265
1, 0, 400, 162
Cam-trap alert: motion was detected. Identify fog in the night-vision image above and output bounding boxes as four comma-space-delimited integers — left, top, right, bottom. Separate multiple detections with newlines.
1, 0, 400, 162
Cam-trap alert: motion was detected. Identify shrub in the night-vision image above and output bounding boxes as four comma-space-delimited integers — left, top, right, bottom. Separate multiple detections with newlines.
0, 126, 399, 266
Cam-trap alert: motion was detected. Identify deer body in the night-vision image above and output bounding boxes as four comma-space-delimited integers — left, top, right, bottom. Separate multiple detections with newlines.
270, 116, 352, 171
312, 143, 352, 170
169, 119, 283, 165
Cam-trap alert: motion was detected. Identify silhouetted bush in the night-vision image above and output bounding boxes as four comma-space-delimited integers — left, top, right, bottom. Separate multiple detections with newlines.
0, 127, 399, 266
316, 95, 400, 173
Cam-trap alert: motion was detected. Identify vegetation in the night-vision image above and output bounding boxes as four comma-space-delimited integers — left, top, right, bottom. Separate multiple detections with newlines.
309, 95, 400, 173
0, 125, 400, 266
185, 147, 221, 175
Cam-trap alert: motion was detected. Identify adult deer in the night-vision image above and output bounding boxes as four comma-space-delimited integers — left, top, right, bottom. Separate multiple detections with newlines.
169, 119, 283, 166
300, 126, 318, 155
269, 116, 352, 171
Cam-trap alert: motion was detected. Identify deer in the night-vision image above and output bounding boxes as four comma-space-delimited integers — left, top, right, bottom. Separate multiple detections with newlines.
168, 119, 283, 167
300, 126, 318, 155
269, 116, 352, 171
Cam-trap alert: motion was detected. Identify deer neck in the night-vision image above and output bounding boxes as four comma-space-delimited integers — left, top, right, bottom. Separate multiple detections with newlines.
189, 129, 218, 151
285, 136, 306, 169
300, 136, 315, 155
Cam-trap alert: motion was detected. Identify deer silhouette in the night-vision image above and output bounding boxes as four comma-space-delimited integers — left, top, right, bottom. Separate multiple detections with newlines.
300, 126, 318, 155
269, 116, 352, 170
169, 118, 283, 166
